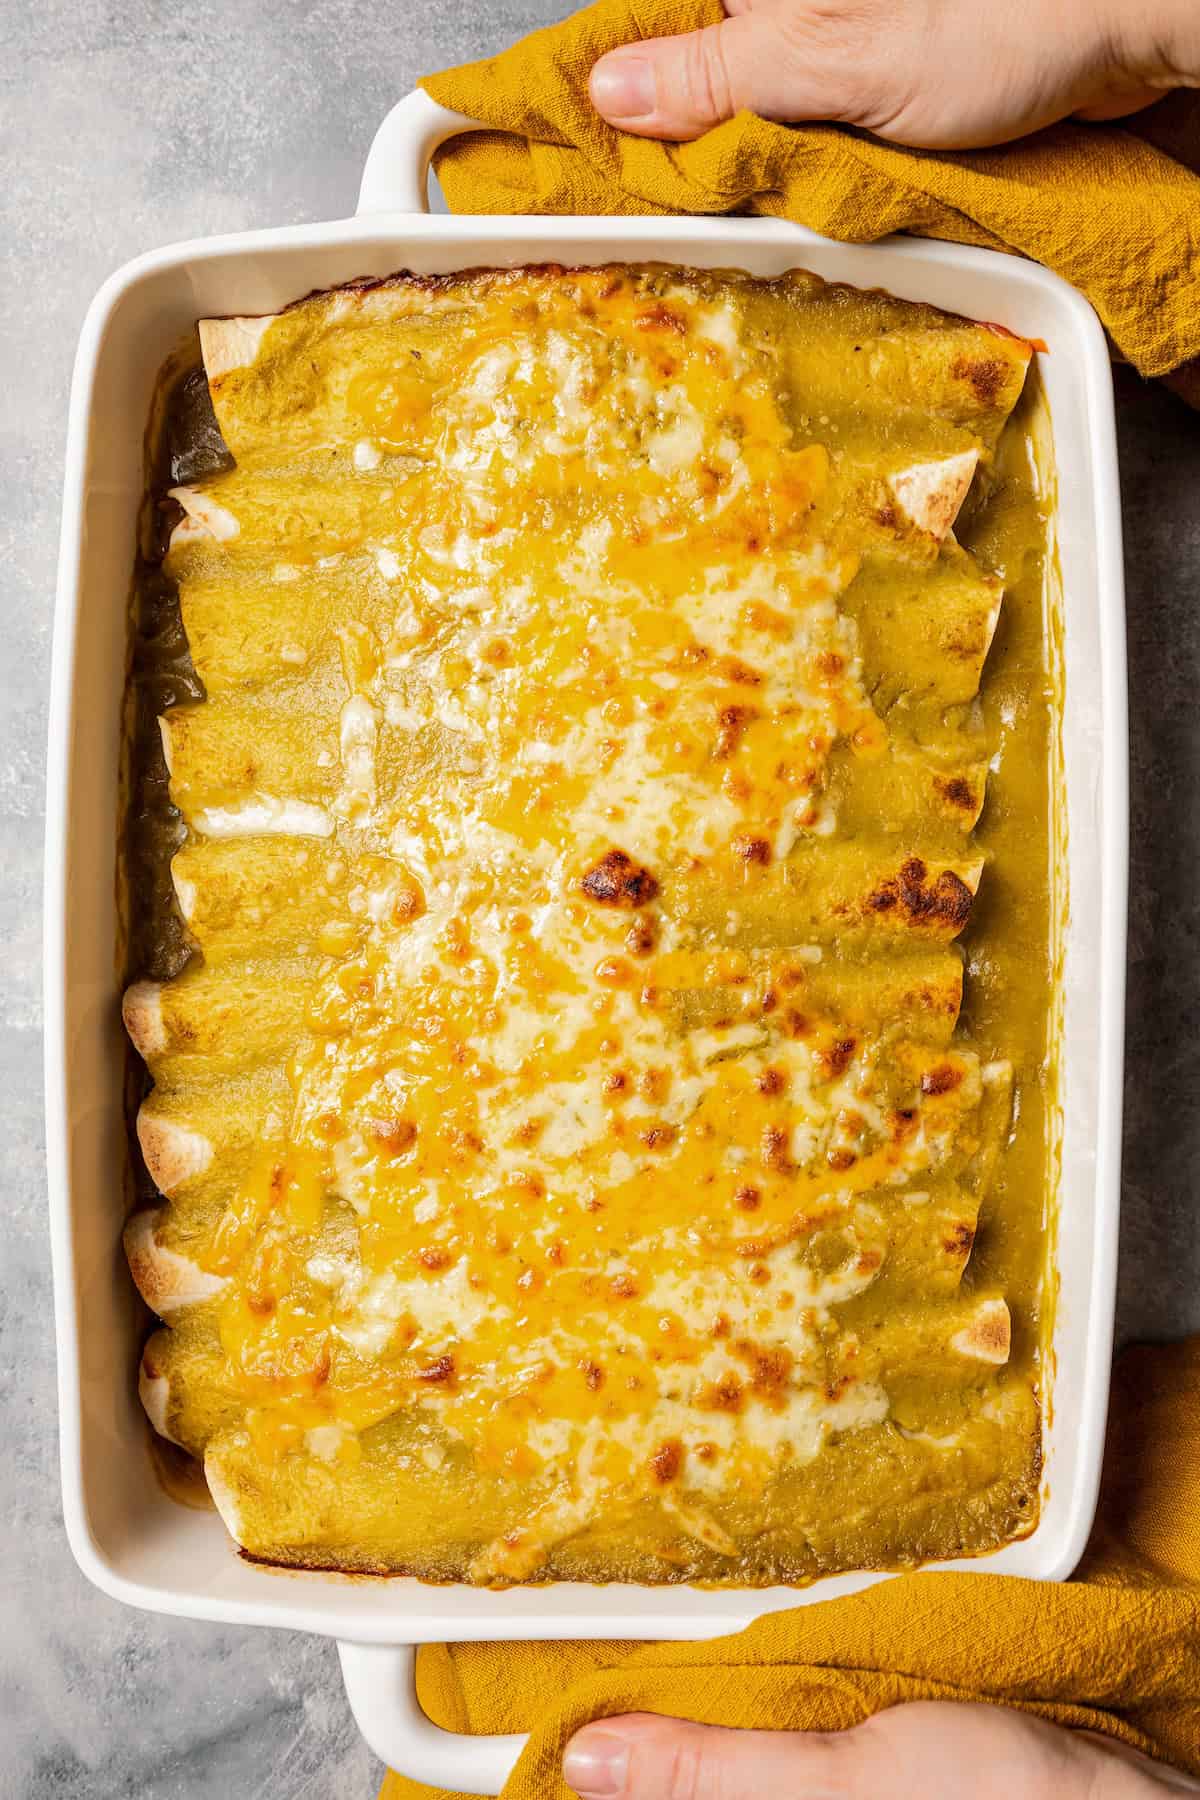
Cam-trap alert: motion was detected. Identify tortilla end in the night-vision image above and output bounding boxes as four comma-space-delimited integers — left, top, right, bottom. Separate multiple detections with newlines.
168, 485, 240, 543
166, 512, 214, 556
156, 714, 174, 778
171, 859, 197, 923
199, 314, 275, 382
124, 1207, 226, 1315
135, 1109, 214, 1194
951, 1297, 1011, 1365
932, 764, 988, 834
961, 858, 985, 899
890, 449, 980, 541
123, 979, 167, 1059
203, 1446, 249, 1547
138, 1335, 184, 1445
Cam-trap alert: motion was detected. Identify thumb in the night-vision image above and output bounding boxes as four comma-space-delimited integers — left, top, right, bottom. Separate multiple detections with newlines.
588, 15, 795, 140
562, 1711, 859, 1800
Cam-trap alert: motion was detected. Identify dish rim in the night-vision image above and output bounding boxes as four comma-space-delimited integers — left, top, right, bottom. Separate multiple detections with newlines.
48, 146, 1126, 1650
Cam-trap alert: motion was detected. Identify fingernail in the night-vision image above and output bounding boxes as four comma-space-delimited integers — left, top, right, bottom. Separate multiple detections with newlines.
590, 54, 656, 120
563, 1727, 630, 1798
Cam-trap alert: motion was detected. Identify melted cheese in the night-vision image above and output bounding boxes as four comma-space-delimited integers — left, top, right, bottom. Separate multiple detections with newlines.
194, 797, 334, 839
142, 265, 1036, 1579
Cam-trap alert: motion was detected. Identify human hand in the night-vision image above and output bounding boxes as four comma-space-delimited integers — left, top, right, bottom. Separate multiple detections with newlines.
587, 0, 1200, 148
563, 1702, 1200, 1798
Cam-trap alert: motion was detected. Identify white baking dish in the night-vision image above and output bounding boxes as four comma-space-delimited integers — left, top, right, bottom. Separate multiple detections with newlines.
46, 89, 1127, 1793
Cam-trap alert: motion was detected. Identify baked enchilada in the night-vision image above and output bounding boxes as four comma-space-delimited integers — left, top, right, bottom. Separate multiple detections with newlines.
122, 263, 1057, 1584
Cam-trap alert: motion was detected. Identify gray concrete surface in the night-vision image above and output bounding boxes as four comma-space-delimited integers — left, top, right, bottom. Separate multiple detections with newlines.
1, 3, 1197, 1794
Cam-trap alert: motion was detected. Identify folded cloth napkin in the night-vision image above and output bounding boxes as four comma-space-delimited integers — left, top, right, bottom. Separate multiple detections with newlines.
379, 1338, 1200, 1798
420, 0, 1200, 404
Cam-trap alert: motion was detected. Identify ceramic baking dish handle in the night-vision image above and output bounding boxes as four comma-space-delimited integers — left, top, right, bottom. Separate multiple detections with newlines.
358, 89, 489, 215
338, 1642, 527, 1795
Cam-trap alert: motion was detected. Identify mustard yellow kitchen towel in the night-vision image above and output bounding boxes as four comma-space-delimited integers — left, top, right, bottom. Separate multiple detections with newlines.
379, 1337, 1200, 1798
420, 0, 1200, 404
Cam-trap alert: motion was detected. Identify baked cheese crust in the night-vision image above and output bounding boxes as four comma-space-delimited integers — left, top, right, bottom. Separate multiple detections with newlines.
123, 264, 1050, 1583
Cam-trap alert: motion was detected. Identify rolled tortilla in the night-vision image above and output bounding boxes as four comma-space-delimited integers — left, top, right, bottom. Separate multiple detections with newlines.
831, 745, 989, 838
202, 1443, 249, 1546
170, 838, 348, 964
951, 1296, 1012, 1365
654, 946, 966, 1048
681, 848, 983, 948
889, 450, 980, 541
136, 1108, 214, 1194
123, 979, 167, 1059
168, 484, 239, 544
841, 544, 1004, 712
197, 314, 274, 383
850, 1292, 1014, 1388
885, 1186, 982, 1296
157, 700, 340, 823
124, 963, 311, 1080
138, 1332, 183, 1445
123, 1207, 228, 1315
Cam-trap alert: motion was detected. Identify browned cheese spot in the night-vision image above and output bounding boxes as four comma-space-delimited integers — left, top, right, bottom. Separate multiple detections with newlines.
733, 832, 772, 866
738, 1343, 794, 1402
699, 1374, 745, 1413
818, 1037, 857, 1081
890, 1108, 919, 1145
635, 302, 687, 335
625, 913, 658, 956
714, 703, 758, 760
581, 848, 660, 908
921, 1062, 964, 1097
416, 1353, 456, 1385
865, 858, 975, 931
595, 955, 634, 986
761, 1125, 790, 1172
370, 1118, 418, 1153
715, 655, 763, 688
650, 1438, 684, 1483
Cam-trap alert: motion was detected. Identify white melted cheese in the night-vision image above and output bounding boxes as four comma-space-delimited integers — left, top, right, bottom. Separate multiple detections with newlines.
193, 796, 335, 839
309, 1250, 513, 1358
306, 1422, 352, 1461
337, 695, 378, 811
